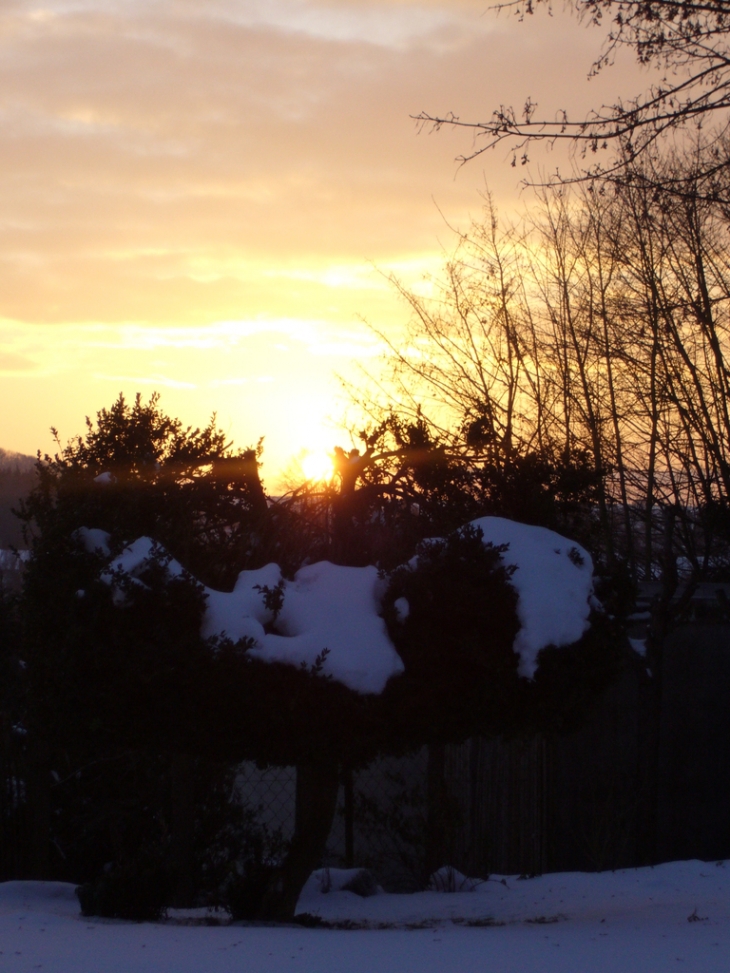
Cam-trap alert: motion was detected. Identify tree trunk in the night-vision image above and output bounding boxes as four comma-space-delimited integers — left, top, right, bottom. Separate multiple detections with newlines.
258, 762, 340, 922
343, 768, 354, 869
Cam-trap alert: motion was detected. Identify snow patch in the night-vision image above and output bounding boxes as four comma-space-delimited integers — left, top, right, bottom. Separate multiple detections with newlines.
2, 862, 730, 972
250, 561, 404, 694
469, 517, 594, 678
94, 471, 116, 485
427, 866, 484, 893
304, 868, 381, 897
99, 541, 403, 695
75, 527, 112, 556
394, 597, 410, 622
202, 563, 282, 644
105, 536, 184, 580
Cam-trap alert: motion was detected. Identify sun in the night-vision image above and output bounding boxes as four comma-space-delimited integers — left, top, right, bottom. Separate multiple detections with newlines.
300, 449, 334, 483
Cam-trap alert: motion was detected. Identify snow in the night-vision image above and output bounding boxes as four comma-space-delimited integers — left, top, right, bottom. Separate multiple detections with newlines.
205, 560, 403, 694
307, 867, 380, 896
469, 517, 594, 678
202, 563, 282, 644
93, 472, 116, 485
299, 860, 728, 928
75, 528, 112, 557
0, 549, 29, 570
250, 562, 402, 694
105, 537, 185, 580
426, 866, 483, 892
3, 861, 730, 973
206, 560, 405, 694
393, 596, 410, 622
99, 539, 403, 695
85, 515, 596, 692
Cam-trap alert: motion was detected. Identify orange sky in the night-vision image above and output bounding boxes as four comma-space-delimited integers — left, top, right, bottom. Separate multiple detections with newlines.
0, 0, 652, 487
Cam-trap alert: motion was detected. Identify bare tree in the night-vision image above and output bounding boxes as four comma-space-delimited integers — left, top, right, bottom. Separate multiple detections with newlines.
358, 152, 730, 865
362, 141, 730, 581
416, 0, 730, 192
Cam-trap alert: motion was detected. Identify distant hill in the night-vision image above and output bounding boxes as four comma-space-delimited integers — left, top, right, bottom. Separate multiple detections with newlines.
0, 449, 37, 548
0, 448, 35, 472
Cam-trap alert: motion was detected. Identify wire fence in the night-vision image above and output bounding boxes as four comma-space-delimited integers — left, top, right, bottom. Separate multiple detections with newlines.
1, 733, 546, 890
235, 738, 550, 892
4, 619, 730, 888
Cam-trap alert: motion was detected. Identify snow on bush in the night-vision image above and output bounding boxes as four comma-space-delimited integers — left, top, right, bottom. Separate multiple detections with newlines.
470, 517, 594, 678
246, 561, 402, 695
85, 531, 402, 694
79, 517, 595, 694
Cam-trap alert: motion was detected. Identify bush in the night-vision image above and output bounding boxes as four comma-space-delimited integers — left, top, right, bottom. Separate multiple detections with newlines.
222, 823, 290, 920
76, 850, 171, 921
223, 859, 277, 921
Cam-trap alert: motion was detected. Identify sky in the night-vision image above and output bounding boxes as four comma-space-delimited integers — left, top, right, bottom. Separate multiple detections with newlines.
0, 0, 652, 487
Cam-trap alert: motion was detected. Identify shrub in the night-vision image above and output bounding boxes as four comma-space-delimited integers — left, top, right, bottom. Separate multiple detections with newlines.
76, 849, 171, 921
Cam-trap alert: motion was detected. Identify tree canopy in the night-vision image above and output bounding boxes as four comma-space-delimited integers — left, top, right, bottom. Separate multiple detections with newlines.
21, 392, 269, 590
15, 392, 627, 919
21, 395, 621, 766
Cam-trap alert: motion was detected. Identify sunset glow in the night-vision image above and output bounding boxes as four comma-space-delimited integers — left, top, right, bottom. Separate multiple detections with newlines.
300, 450, 336, 485
0, 0, 651, 487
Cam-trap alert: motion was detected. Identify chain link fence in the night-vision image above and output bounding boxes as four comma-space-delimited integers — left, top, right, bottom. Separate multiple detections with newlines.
235, 738, 550, 892
5, 620, 730, 887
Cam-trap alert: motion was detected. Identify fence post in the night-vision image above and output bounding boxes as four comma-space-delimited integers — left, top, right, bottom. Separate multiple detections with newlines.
424, 744, 446, 882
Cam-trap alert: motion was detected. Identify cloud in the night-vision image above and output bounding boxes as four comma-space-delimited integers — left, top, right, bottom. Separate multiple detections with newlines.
0, 0, 653, 329
0, 352, 38, 374
0, 0, 657, 478
169, 0, 493, 50
94, 372, 198, 389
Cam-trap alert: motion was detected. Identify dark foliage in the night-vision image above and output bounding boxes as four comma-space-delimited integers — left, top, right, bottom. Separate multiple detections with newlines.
325, 413, 485, 570
19, 392, 269, 590
50, 750, 172, 886
12, 392, 628, 917
380, 527, 522, 746
473, 449, 603, 535
0, 585, 22, 723
13, 395, 299, 897
224, 859, 279, 921
0, 450, 35, 549
23, 541, 209, 760
380, 525, 629, 748
76, 847, 171, 921
322, 410, 607, 576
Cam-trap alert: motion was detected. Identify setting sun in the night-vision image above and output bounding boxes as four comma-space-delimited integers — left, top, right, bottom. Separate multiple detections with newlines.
300, 449, 335, 484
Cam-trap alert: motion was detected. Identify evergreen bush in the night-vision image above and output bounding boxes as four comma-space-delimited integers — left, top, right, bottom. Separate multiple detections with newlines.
76, 848, 171, 921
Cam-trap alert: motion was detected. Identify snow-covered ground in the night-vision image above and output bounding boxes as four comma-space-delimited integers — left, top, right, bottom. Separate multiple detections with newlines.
2, 860, 729, 972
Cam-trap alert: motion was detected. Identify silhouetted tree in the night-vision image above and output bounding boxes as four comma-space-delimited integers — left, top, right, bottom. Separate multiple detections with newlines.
18, 393, 626, 921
